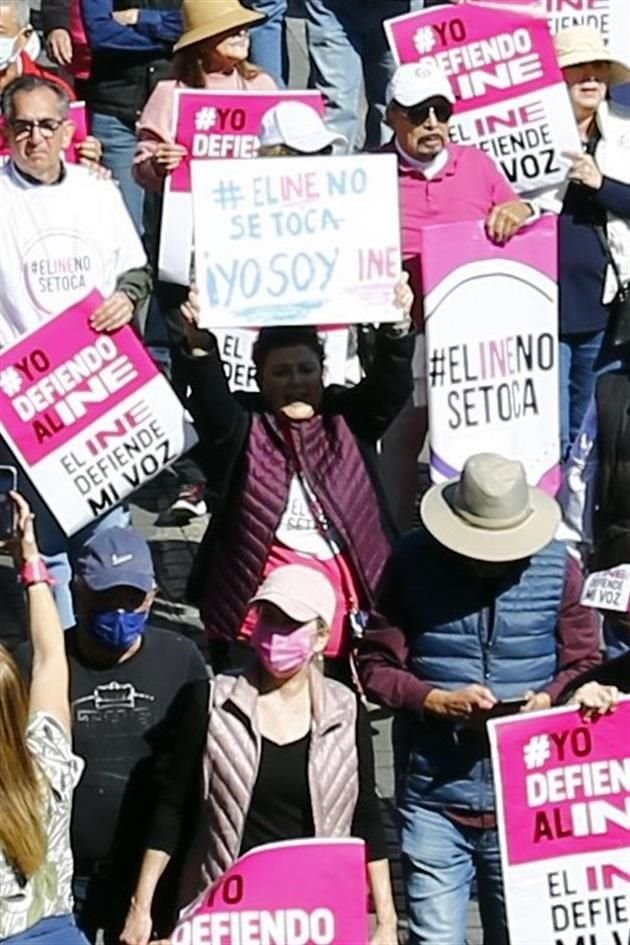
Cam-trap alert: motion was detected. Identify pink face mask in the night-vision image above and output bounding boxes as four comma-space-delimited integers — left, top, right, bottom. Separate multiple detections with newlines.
251, 619, 315, 677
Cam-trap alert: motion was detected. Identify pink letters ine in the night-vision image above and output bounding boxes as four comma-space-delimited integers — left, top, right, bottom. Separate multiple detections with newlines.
0, 291, 157, 465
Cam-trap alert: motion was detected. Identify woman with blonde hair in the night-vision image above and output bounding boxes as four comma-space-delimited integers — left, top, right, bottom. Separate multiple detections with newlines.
0, 492, 85, 945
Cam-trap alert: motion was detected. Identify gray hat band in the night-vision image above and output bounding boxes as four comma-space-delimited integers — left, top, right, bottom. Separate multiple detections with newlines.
454, 502, 533, 531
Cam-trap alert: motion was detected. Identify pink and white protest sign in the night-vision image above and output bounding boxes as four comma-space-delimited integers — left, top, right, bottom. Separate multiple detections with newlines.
159, 90, 325, 283
192, 153, 401, 329
421, 217, 560, 493
384, 4, 581, 193
0, 100, 88, 168
488, 700, 630, 945
460, 0, 630, 50
172, 838, 369, 945
0, 291, 197, 535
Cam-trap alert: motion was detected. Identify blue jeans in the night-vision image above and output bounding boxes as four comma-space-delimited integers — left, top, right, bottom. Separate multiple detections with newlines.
242, 0, 288, 85
559, 330, 606, 458
90, 112, 145, 233
304, 0, 425, 151
2, 915, 90, 945
400, 803, 508, 945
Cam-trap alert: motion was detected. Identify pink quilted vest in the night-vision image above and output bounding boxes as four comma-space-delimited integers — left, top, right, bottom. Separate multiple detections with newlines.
178, 668, 359, 908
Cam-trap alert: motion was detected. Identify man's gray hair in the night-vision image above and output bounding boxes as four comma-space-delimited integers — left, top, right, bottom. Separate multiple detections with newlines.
2, 75, 71, 123
0, 0, 31, 30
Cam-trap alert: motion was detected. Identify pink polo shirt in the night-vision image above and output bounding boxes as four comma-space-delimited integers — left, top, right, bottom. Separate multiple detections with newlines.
382, 140, 517, 327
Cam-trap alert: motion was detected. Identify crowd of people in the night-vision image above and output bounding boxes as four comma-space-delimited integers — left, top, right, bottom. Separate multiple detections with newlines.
0, 1, 629, 944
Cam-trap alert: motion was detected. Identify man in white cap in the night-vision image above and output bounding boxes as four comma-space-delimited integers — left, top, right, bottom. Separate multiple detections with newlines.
379, 62, 536, 531
358, 453, 600, 945
258, 100, 347, 156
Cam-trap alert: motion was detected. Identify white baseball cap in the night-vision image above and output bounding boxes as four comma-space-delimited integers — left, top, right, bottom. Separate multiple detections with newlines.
259, 101, 348, 154
386, 62, 455, 108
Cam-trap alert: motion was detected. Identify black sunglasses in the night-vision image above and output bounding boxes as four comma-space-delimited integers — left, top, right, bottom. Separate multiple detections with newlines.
402, 98, 453, 125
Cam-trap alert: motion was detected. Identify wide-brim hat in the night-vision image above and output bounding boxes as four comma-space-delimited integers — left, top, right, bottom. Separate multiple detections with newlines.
420, 454, 560, 563
554, 26, 630, 87
173, 0, 265, 53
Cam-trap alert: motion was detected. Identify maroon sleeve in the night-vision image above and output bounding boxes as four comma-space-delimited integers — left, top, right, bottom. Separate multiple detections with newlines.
543, 556, 602, 704
356, 554, 433, 713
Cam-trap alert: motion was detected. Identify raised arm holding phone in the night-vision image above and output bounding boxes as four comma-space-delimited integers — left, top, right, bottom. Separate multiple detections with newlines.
0, 492, 87, 945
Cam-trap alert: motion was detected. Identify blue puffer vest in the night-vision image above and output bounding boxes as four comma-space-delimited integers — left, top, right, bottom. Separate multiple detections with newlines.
396, 528, 567, 812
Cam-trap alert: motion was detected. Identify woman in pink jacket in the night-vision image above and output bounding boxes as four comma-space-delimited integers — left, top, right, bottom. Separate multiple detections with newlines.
133, 0, 278, 191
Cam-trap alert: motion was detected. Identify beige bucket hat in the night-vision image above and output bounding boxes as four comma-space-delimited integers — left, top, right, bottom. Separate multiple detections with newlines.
420, 454, 561, 563
173, 0, 265, 53
554, 25, 630, 87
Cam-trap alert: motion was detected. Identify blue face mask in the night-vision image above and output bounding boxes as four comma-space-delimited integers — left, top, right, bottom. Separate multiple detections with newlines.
89, 609, 148, 650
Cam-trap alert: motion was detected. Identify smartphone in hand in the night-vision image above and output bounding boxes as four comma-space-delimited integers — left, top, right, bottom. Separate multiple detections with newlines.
486, 697, 527, 719
0, 466, 17, 540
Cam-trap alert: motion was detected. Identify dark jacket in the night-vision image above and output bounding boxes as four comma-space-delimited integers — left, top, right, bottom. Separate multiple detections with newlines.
81, 0, 182, 126
184, 327, 414, 634
593, 368, 630, 570
358, 528, 600, 811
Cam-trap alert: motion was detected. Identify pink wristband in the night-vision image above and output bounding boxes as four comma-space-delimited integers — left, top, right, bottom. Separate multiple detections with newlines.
20, 558, 54, 587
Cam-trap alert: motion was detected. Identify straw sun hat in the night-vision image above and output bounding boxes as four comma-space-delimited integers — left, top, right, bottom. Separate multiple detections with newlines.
173, 0, 265, 53
554, 25, 630, 87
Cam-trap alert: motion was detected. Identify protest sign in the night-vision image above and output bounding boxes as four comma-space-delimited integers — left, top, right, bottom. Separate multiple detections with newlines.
581, 566, 630, 613
172, 838, 369, 945
0, 292, 197, 535
384, 4, 581, 193
215, 327, 351, 392
0, 100, 88, 168
422, 217, 560, 493
159, 90, 325, 283
192, 153, 401, 329
488, 700, 630, 945
460, 0, 630, 49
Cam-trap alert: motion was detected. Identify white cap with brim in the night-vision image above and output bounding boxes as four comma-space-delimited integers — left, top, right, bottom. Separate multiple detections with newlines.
249, 564, 337, 628
420, 453, 561, 563
259, 101, 348, 153
554, 25, 630, 87
386, 62, 456, 108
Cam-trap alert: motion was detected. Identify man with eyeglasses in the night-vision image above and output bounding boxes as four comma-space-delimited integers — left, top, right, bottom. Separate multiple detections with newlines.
379, 62, 536, 531
0, 74, 151, 632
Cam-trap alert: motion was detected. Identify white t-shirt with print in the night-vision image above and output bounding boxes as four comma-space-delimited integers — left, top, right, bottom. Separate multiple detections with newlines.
276, 475, 344, 560
0, 162, 146, 348
0, 712, 84, 939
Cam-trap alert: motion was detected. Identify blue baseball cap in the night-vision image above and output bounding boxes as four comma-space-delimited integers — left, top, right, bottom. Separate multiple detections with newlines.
77, 527, 155, 593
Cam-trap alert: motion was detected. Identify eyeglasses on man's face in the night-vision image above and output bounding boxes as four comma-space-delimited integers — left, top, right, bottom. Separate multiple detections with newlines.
9, 118, 64, 140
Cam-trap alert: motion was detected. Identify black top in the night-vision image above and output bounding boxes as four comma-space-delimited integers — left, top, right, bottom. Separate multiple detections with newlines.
149, 695, 387, 863
560, 653, 630, 697
15, 627, 209, 875
559, 131, 630, 335
240, 704, 387, 861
